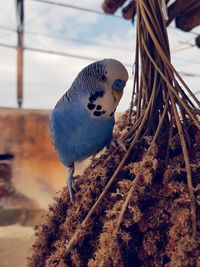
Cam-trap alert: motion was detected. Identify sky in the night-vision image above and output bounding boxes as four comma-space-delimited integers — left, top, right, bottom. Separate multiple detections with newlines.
0, 0, 199, 112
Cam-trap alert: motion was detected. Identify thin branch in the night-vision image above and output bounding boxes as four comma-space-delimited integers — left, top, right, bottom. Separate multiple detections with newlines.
139, 1, 200, 108
142, 39, 200, 130
113, 173, 141, 236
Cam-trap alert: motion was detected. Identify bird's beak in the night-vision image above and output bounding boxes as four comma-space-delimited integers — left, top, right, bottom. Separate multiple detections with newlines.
112, 79, 126, 102
112, 89, 123, 103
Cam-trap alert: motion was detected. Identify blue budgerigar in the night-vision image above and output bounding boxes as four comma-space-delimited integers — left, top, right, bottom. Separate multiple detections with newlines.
51, 58, 128, 201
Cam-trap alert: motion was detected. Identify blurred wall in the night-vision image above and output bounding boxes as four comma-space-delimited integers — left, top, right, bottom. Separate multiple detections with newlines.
0, 108, 87, 209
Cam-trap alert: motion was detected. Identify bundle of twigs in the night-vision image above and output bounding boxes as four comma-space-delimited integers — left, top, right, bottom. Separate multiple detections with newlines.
29, 1, 200, 266
128, 0, 200, 237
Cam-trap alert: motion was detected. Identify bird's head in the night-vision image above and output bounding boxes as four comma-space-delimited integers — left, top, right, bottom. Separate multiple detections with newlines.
101, 58, 128, 104
78, 58, 128, 117
81, 58, 128, 103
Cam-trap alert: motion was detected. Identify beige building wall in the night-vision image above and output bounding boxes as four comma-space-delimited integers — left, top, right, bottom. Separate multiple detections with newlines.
0, 108, 87, 209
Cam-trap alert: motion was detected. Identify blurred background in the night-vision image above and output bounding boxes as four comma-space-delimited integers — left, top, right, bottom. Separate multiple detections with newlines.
0, 1, 199, 266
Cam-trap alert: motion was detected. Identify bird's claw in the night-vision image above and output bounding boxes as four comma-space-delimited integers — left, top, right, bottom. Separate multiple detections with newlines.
67, 177, 77, 202
67, 163, 76, 202
109, 139, 127, 152
72, 178, 77, 192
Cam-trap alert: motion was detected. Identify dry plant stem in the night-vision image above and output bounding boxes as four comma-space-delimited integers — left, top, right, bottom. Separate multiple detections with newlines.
178, 99, 192, 150
151, 1, 170, 49
138, 0, 197, 237
128, 71, 136, 123
129, 44, 138, 123
148, 70, 158, 116
169, 90, 196, 237
143, 40, 196, 237
147, 71, 162, 133
142, 38, 200, 130
139, 1, 200, 108
113, 93, 169, 235
165, 115, 173, 163
95, 112, 144, 169
171, 67, 200, 108
146, 95, 169, 156
113, 173, 141, 236
126, 111, 145, 143
143, 1, 170, 57
114, 95, 168, 235
142, 0, 200, 107
173, 79, 195, 109
103, 112, 144, 168
63, 90, 155, 258
102, 112, 145, 170
136, 4, 142, 120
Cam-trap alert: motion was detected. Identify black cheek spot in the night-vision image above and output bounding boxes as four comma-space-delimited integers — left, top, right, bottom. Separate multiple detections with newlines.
96, 105, 102, 110
89, 95, 95, 103
93, 111, 102, 117
89, 91, 105, 103
87, 103, 96, 110
98, 91, 104, 97
102, 111, 106, 114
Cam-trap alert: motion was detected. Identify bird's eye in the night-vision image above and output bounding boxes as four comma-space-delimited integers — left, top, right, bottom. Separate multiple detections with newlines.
100, 75, 107, 82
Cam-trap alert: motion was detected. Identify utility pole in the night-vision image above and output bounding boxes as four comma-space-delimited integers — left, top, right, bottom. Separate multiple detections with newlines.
16, 0, 24, 108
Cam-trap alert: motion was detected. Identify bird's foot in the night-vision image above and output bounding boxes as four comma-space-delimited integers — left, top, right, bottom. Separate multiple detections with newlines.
108, 139, 127, 152
71, 178, 77, 192
67, 163, 76, 202
67, 176, 77, 202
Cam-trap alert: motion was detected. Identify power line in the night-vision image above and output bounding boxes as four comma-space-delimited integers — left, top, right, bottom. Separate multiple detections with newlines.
24, 37, 200, 66
30, 0, 200, 37
0, 43, 16, 49
171, 44, 195, 54
0, 26, 199, 65
25, 30, 133, 52
25, 46, 133, 68
168, 25, 199, 36
0, 25, 133, 52
180, 71, 200, 78
29, 0, 121, 18
172, 57, 200, 65
1, 42, 200, 78
26, 6, 54, 25
178, 40, 195, 46
1, 26, 198, 57
0, 42, 132, 68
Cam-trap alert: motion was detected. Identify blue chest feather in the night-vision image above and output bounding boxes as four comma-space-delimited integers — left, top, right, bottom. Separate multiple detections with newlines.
51, 102, 115, 166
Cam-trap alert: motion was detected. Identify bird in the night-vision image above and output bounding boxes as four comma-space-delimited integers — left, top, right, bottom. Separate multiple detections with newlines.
50, 58, 128, 201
